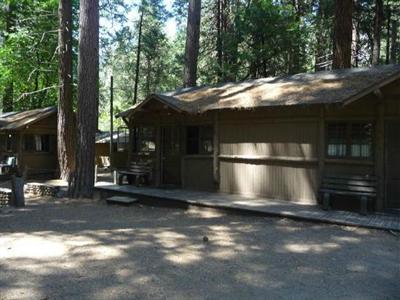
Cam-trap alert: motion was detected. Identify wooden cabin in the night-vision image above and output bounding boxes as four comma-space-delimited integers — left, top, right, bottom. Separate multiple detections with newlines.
117, 65, 400, 212
95, 130, 129, 169
0, 106, 58, 177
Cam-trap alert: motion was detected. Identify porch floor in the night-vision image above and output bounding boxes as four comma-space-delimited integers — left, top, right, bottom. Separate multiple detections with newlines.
95, 182, 400, 232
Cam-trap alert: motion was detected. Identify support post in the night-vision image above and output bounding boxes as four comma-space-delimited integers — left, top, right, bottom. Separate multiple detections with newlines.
318, 107, 325, 192
375, 102, 385, 211
109, 76, 114, 171
213, 111, 220, 188
155, 125, 161, 186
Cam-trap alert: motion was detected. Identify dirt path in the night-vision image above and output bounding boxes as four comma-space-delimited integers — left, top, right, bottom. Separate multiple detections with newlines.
0, 197, 399, 300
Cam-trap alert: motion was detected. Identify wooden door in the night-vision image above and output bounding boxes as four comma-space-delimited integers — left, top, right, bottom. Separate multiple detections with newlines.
161, 126, 181, 186
385, 120, 400, 209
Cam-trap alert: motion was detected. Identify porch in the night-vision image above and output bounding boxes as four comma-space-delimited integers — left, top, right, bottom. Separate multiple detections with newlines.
95, 181, 400, 232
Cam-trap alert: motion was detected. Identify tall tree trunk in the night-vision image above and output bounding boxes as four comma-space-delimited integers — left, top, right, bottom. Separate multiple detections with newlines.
352, 1, 361, 67
2, 3, 15, 112
58, 0, 76, 181
70, 0, 99, 198
372, 0, 384, 65
390, 19, 398, 64
183, 0, 201, 87
315, 0, 325, 71
332, 0, 353, 69
385, 5, 391, 64
216, 0, 223, 80
133, 5, 144, 104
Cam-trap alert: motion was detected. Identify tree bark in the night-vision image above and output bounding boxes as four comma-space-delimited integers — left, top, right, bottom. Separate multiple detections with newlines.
58, 0, 76, 181
183, 0, 201, 87
133, 5, 144, 104
372, 0, 384, 65
385, 5, 391, 64
390, 19, 398, 64
332, 0, 353, 69
70, 0, 99, 198
352, 1, 361, 67
216, 0, 223, 79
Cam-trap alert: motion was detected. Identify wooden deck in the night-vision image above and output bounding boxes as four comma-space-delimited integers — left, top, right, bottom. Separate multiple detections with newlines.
95, 182, 400, 232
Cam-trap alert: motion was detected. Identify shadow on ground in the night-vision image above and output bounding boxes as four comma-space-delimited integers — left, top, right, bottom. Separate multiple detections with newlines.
0, 197, 399, 300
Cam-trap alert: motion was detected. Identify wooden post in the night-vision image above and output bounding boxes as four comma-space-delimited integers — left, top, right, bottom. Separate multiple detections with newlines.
125, 118, 133, 167
155, 125, 161, 186
213, 111, 220, 187
11, 175, 24, 207
109, 75, 114, 171
318, 107, 325, 188
375, 102, 385, 211
180, 121, 186, 188
17, 132, 23, 176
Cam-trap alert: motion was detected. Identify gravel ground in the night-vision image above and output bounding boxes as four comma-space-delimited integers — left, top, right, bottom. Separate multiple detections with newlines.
0, 197, 399, 300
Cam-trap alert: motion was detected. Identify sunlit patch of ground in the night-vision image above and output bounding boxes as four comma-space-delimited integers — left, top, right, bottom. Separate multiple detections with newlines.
0, 196, 398, 300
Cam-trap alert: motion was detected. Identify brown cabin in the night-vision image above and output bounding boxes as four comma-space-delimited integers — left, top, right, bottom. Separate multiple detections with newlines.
96, 130, 129, 169
0, 107, 58, 177
117, 65, 400, 212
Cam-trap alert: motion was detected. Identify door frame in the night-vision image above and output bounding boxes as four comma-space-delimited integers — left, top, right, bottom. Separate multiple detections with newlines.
160, 125, 181, 186
384, 119, 400, 210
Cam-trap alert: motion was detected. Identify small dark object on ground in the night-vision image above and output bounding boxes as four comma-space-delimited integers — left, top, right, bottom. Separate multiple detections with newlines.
203, 236, 209, 243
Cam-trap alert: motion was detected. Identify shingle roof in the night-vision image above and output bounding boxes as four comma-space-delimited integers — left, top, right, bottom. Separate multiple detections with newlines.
0, 106, 57, 131
96, 131, 129, 144
119, 64, 400, 117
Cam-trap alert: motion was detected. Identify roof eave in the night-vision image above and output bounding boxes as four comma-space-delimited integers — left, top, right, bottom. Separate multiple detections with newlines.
342, 70, 400, 106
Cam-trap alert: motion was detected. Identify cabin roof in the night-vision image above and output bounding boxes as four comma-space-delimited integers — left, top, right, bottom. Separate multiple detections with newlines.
0, 106, 57, 131
119, 64, 400, 117
96, 131, 129, 144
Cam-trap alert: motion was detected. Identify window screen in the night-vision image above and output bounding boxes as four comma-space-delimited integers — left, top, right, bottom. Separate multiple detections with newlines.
186, 126, 213, 155
326, 122, 373, 159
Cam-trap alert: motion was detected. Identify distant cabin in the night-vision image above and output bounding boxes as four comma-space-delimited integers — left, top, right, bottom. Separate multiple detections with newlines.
96, 130, 128, 169
117, 65, 400, 212
0, 106, 57, 177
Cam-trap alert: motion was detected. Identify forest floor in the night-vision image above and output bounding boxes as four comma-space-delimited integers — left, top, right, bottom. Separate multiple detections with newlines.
0, 196, 399, 300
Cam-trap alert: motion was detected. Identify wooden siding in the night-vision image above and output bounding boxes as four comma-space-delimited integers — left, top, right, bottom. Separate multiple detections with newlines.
219, 121, 319, 158
183, 156, 215, 191
219, 160, 318, 203
218, 117, 320, 203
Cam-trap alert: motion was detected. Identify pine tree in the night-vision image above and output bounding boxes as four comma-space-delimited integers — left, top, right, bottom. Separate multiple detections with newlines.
332, 0, 353, 69
70, 0, 99, 198
58, 0, 76, 181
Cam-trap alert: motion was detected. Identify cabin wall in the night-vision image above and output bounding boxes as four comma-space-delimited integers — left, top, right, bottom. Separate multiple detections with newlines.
95, 143, 128, 169
182, 156, 215, 191
22, 123, 57, 175
218, 107, 320, 203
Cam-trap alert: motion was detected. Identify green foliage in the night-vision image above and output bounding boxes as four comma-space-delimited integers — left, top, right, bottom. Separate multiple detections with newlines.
1, 0, 399, 130
0, 0, 59, 110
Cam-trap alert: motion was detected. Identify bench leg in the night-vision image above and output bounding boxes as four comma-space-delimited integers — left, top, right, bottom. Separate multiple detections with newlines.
322, 192, 331, 210
360, 196, 368, 215
118, 174, 124, 185
135, 175, 140, 186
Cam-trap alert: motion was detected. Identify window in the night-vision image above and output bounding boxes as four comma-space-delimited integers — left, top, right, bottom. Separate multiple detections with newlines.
132, 127, 155, 153
327, 123, 347, 157
186, 126, 213, 155
0, 134, 13, 152
326, 122, 373, 159
117, 127, 129, 152
24, 134, 50, 152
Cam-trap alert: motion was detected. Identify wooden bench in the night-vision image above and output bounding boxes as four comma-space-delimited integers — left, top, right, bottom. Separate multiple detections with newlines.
320, 175, 377, 215
117, 162, 152, 186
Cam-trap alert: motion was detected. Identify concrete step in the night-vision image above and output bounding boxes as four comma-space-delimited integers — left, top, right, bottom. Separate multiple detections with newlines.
106, 196, 138, 205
